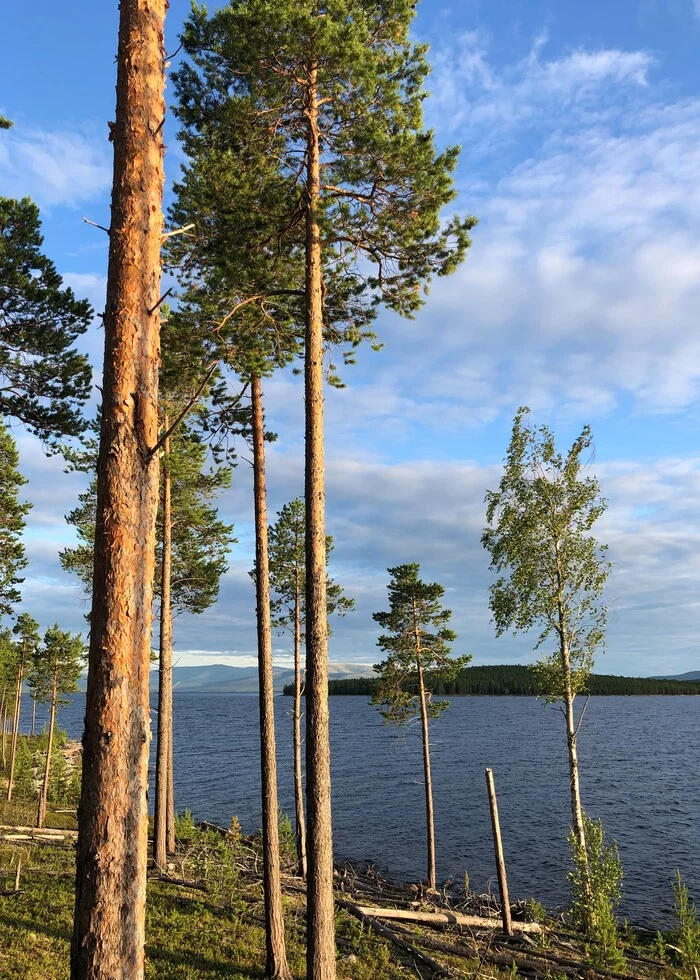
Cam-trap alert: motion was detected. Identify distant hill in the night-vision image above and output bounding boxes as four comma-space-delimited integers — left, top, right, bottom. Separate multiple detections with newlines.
78, 661, 375, 694
286, 664, 700, 697
652, 670, 700, 682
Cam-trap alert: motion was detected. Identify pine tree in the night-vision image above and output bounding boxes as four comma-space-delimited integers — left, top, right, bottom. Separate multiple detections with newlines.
167, 131, 307, 980
7, 613, 40, 801
71, 0, 167, 975
152, 415, 234, 869
32, 625, 85, 828
0, 197, 92, 444
0, 628, 16, 769
0, 421, 30, 617
482, 407, 611, 922
264, 497, 354, 878
372, 563, 469, 890
175, 6, 475, 968
59, 417, 235, 867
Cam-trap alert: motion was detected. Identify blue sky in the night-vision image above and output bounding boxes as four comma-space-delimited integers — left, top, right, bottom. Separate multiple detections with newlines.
2, 0, 700, 675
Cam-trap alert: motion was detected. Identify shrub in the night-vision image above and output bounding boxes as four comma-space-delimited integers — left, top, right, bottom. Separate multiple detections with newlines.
671, 870, 700, 977
569, 813, 625, 971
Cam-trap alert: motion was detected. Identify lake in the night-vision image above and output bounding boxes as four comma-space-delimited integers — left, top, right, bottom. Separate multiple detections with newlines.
41, 692, 698, 928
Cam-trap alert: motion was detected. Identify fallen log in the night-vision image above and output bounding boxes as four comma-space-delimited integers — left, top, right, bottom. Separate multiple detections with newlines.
354, 904, 542, 934
0, 824, 77, 839
337, 899, 451, 978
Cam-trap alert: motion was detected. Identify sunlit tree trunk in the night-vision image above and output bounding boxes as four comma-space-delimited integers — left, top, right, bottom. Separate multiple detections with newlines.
37, 662, 58, 829
251, 375, 291, 979
0, 687, 6, 768
293, 571, 307, 879
7, 658, 23, 801
154, 427, 173, 870
71, 0, 165, 975
412, 599, 436, 890
166, 733, 175, 854
304, 63, 335, 980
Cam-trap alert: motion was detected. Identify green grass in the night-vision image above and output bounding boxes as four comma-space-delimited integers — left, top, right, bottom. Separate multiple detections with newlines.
0, 842, 423, 979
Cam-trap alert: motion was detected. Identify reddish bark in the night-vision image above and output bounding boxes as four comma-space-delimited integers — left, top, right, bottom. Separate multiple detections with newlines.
154, 428, 172, 870
304, 64, 336, 980
70, 1, 165, 976
252, 375, 291, 979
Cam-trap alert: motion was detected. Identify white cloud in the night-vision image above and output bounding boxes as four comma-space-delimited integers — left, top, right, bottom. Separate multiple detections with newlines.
0, 127, 111, 207
427, 32, 654, 145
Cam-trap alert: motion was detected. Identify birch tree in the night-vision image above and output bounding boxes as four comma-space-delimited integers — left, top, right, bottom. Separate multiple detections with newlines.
372, 564, 469, 891
482, 407, 611, 913
175, 5, 474, 970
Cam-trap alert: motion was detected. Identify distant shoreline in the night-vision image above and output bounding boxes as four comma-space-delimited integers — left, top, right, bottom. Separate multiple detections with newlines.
284, 664, 700, 698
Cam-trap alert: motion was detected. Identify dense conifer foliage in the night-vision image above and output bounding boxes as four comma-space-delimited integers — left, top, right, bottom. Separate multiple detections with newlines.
0, 198, 92, 444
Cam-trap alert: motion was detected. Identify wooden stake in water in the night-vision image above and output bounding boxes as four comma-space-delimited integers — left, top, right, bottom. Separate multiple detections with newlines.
485, 767, 512, 935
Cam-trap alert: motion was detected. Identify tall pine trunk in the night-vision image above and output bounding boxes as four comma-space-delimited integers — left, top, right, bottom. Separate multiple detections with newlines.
251, 375, 291, 979
37, 664, 58, 829
166, 733, 175, 854
154, 427, 173, 870
304, 64, 335, 980
412, 600, 436, 890
293, 573, 307, 880
71, 0, 165, 975
1, 687, 6, 769
31, 695, 36, 737
7, 659, 23, 801
416, 661, 436, 891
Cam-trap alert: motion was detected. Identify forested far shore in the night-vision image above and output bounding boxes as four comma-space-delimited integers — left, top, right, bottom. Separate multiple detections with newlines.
283, 664, 700, 697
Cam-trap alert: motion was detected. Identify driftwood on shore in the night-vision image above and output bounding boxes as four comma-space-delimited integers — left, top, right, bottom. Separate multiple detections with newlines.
353, 903, 543, 934
338, 898, 450, 977
0, 824, 77, 844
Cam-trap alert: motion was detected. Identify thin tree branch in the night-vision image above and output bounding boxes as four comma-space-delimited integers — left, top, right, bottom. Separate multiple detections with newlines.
149, 360, 219, 459
82, 218, 110, 235
574, 693, 591, 738
148, 287, 173, 316
161, 223, 195, 241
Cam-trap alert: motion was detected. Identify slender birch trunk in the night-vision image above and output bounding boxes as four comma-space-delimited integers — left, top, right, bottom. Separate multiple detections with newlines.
251, 375, 291, 979
154, 426, 173, 870
7, 657, 24, 801
293, 572, 307, 880
37, 663, 58, 829
304, 63, 336, 980
71, 0, 165, 974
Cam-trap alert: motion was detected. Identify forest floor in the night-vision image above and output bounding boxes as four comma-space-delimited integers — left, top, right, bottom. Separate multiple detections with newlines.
0, 802, 687, 980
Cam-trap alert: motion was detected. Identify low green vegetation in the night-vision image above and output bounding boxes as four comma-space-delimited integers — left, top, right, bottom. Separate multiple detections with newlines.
568, 813, 625, 972
0, 811, 512, 980
0, 817, 692, 979
300, 664, 700, 697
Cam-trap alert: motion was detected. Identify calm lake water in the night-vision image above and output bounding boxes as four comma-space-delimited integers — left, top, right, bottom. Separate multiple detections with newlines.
40, 693, 698, 928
